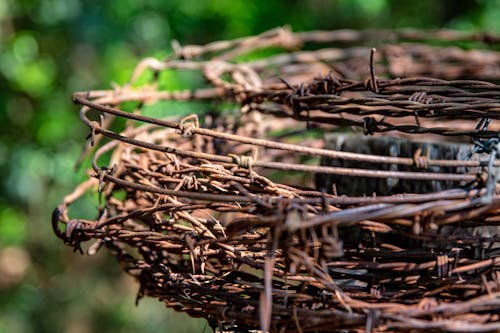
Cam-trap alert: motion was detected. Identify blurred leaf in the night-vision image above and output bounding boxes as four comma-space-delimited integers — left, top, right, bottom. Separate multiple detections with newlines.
141, 100, 209, 120
12, 32, 38, 63
0, 207, 27, 246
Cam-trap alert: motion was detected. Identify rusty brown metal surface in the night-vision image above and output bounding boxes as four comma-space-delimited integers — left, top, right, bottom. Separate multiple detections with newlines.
54, 27, 500, 332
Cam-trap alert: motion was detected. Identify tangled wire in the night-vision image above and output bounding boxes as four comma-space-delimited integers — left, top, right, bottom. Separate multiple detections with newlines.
54, 27, 500, 332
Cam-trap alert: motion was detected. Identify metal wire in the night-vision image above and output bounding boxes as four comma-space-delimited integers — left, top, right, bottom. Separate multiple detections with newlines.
54, 27, 500, 333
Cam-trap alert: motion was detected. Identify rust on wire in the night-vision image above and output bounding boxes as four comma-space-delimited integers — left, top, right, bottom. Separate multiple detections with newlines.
55, 27, 500, 332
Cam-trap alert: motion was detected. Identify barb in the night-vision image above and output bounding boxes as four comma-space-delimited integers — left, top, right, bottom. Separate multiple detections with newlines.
179, 114, 200, 136
367, 48, 379, 93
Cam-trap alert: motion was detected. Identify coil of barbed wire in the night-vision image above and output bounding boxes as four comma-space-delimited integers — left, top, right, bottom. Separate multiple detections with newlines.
54, 27, 500, 333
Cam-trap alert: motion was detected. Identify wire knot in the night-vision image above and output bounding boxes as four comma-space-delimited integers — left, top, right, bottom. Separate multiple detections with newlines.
413, 147, 430, 169
85, 114, 105, 147
229, 154, 254, 169
436, 254, 450, 278
409, 91, 433, 104
86, 121, 99, 146
179, 114, 199, 137
97, 164, 117, 193
180, 175, 199, 191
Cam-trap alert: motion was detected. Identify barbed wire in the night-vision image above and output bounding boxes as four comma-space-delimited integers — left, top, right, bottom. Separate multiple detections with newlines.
55, 27, 500, 333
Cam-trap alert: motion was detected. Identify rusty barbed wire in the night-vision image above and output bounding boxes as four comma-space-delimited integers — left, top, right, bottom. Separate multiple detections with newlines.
55, 27, 500, 333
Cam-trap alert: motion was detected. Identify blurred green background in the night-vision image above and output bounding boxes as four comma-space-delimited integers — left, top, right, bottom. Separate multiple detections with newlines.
0, 1, 499, 332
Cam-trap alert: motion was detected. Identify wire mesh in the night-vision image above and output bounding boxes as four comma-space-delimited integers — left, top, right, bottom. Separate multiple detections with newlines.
54, 27, 500, 332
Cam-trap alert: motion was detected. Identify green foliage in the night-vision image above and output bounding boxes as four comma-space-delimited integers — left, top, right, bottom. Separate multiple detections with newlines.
0, 0, 498, 332
141, 100, 210, 120
0, 207, 27, 246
